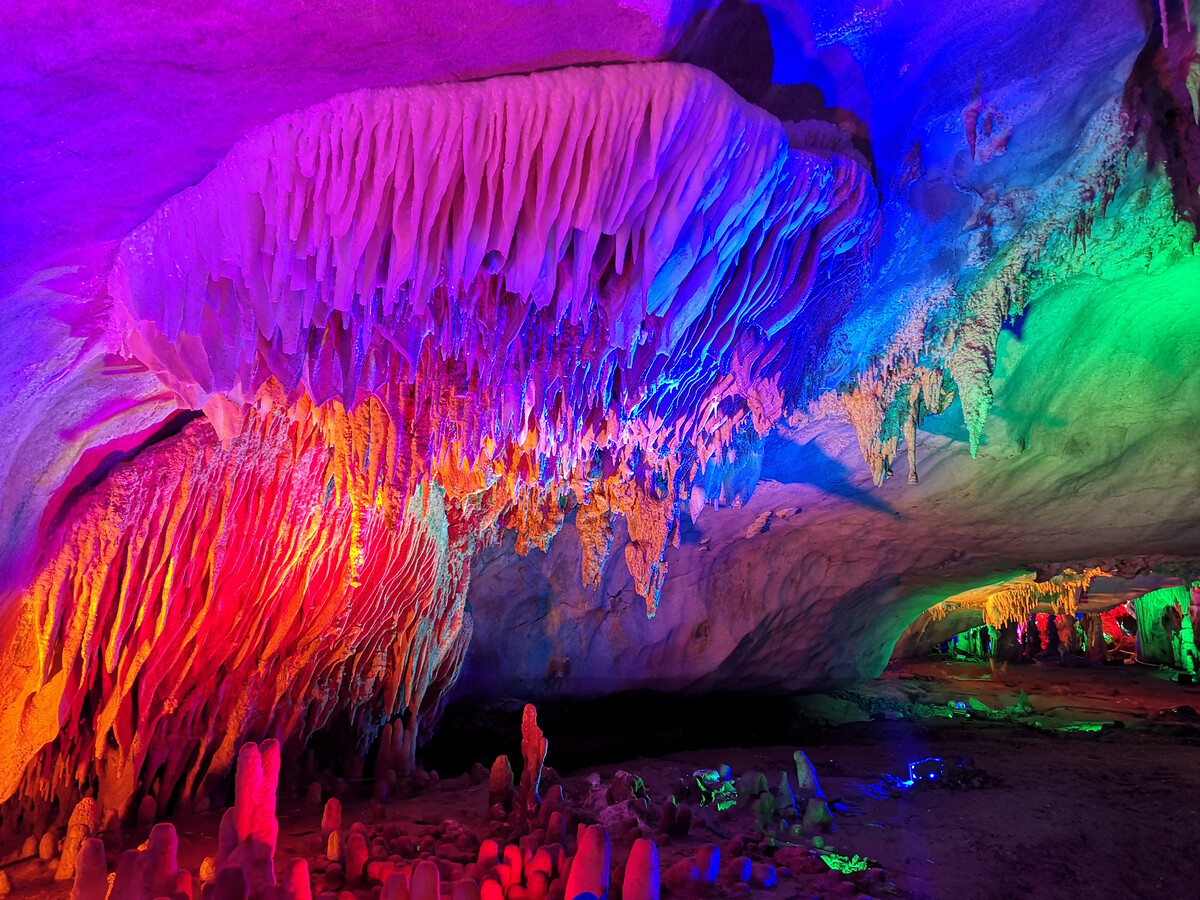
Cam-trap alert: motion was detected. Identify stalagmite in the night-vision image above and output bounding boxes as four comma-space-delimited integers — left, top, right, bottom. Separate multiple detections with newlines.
623, 839, 661, 900
695, 845, 720, 885
204, 866, 251, 900
56, 797, 100, 880
664, 858, 700, 892
410, 859, 441, 900
565, 825, 610, 900
69, 838, 109, 900
326, 832, 342, 863
137, 795, 158, 826
477, 839, 501, 868
382, 871, 411, 900
215, 740, 281, 894
110, 822, 181, 900
378, 720, 409, 778
264, 859, 314, 900
800, 798, 833, 836
546, 812, 567, 848
345, 833, 369, 885
773, 773, 796, 820
519, 704, 548, 815
792, 752, 824, 799
490, 756, 516, 812
321, 798, 342, 841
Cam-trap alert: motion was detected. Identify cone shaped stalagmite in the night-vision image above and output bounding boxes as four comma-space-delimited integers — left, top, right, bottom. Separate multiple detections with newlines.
490, 755, 515, 812
623, 838, 661, 900
566, 825, 611, 900
216, 740, 281, 893
69, 838, 109, 900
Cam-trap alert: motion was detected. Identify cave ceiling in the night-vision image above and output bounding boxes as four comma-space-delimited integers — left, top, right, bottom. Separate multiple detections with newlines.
0, 0, 1197, 816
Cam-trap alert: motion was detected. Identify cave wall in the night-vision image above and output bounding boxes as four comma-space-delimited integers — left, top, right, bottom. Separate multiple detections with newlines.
462, 152, 1200, 699
0, 402, 478, 827
0, 55, 882, 823
1, 0, 1198, 829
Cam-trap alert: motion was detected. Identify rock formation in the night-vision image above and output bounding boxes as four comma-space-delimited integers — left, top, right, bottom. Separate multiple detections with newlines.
518, 705, 548, 816
565, 825, 611, 900
0, 0, 1197, 846
623, 839, 661, 900
216, 740, 282, 894
111, 822, 184, 899
69, 838, 110, 900
0, 58, 877, 827
55, 797, 100, 881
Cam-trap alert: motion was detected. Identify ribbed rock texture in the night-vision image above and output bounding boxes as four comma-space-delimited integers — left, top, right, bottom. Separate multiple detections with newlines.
0, 400, 476, 820
0, 61, 877, 825
110, 62, 877, 613
3, 0, 1199, 850
457, 5, 1200, 702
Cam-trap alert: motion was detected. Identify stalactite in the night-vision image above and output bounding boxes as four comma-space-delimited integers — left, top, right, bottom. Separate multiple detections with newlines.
0, 400, 478, 820
819, 96, 1135, 478
928, 568, 1110, 629
0, 62, 882, 824
107, 62, 879, 605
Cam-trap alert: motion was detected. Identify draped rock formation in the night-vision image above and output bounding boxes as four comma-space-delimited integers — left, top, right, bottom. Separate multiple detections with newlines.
0, 61, 878, 824
6, 0, 1197, 840
109, 62, 877, 613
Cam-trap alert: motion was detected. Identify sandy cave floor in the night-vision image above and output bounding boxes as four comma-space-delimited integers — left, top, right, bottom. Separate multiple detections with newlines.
6, 659, 1200, 900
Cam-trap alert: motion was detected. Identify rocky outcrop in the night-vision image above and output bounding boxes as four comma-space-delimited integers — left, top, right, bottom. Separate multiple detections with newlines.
1, 0, 1199, 838
0, 404, 475, 819
0, 61, 878, 822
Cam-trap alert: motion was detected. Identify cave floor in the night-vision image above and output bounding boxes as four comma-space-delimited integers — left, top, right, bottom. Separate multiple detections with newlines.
625, 716, 1200, 899
7, 661, 1200, 899
563, 655, 1200, 898
844, 655, 1200, 727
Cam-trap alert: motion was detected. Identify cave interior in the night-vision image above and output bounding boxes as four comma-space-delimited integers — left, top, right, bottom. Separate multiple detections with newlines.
1, 1, 1200, 898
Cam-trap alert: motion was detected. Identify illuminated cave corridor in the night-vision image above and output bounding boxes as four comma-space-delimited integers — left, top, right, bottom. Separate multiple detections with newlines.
1, 0, 1199, 897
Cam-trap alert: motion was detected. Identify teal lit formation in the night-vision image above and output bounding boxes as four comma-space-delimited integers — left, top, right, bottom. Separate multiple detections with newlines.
820, 854, 872, 875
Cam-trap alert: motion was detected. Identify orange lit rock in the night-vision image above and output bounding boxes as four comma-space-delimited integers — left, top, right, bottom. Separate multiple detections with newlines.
490, 756, 515, 813
519, 704, 548, 815
0, 405, 476, 820
0, 61, 879, 824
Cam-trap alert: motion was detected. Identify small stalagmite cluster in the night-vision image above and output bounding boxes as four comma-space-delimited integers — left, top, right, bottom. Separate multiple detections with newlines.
66, 740, 305, 899
52, 708, 873, 899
